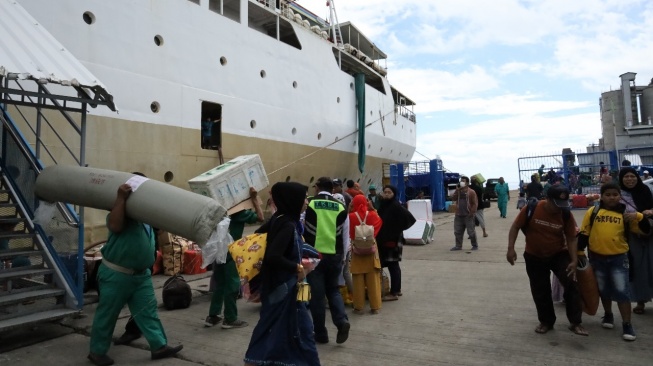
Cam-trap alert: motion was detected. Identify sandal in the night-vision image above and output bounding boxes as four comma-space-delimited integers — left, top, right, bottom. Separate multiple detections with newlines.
534, 323, 552, 334
633, 305, 645, 315
568, 324, 588, 336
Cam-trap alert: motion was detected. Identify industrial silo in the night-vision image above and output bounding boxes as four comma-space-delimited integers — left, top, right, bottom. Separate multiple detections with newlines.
641, 85, 653, 126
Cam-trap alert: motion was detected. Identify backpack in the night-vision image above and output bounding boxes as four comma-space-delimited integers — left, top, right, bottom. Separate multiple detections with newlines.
162, 274, 192, 310
521, 197, 571, 235
352, 212, 377, 255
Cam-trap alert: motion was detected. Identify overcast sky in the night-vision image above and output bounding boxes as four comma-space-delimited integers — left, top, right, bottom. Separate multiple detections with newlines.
312, 0, 653, 186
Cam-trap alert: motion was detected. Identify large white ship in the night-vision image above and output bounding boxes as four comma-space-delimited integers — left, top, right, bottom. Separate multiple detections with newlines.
9, 0, 416, 234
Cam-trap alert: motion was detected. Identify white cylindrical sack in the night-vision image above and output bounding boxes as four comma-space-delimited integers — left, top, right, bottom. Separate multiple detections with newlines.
35, 165, 226, 245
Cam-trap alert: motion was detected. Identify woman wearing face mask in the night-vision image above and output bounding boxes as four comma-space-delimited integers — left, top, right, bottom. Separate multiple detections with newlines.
450, 176, 479, 251
376, 185, 416, 301
618, 168, 653, 316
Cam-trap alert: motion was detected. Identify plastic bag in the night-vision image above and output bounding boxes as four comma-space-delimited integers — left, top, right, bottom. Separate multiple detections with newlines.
201, 217, 232, 268
33, 201, 57, 226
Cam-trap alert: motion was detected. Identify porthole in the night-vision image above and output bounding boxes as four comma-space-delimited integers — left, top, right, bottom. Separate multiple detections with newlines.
380, 147, 383, 151
350, 82, 354, 89
317, 133, 322, 140
150, 101, 160, 113
293, 81, 298, 88
220, 57, 227, 66
83, 11, 95, 25
334, 136, 339, 141
285, 176, 291, 182
164, 171, 174, 182
292, 127, 297, 135
260, 70, 267, 78
154, 35, 164, 46
391, 149, 393, 153
370, 111, 373, 116
353, 140, 356, 146
368, 144, 371, 149
250, 120, 257, 129
337, 97, 340, 103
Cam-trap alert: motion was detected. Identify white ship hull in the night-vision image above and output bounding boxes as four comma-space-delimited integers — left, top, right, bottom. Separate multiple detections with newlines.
15, 0, 416, 237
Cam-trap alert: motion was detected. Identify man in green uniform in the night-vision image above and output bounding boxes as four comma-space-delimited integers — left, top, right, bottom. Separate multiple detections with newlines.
495, 177, 510, 218
88, 183, 182, 366
205, 187, 263, 328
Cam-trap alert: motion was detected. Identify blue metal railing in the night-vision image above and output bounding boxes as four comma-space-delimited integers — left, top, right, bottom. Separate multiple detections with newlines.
0, 104, 83, 308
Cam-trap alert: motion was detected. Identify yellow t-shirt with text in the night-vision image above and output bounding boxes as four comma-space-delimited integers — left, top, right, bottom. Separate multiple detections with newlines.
579, 207, 645, 255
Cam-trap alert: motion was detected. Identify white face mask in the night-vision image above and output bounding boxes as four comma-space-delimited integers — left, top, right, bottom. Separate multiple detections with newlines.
459, 182, 467, 187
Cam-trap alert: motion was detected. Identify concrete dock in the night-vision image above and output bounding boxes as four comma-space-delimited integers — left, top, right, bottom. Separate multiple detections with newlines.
1, 202, 653, 365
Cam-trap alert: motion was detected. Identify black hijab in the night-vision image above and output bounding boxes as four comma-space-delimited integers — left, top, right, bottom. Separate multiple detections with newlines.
619, 167, 653, 212
377, 184, 416, 243
270, 182, 307, 223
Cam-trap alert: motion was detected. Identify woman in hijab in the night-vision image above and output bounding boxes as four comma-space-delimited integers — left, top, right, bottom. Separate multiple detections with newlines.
376, 185, 416, 301
349, 194, 383, 314
244, 182, 320, 366
618, 167, 653, 315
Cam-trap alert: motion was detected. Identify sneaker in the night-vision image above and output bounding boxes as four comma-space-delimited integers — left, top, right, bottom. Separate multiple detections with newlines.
204, 315, 223, 327
471, 246, 478, 251
221, 319, 248, 329
314, 333, 329, 344
336, 322, 350, 344
450, 246, 462, 251
622, 322, 636, 341
601, 312, 614, 329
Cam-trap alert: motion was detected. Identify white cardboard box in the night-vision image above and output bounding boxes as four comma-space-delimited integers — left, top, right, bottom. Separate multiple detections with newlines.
403, 220, 434, 245
188, 154, 269, 209
408, 199, 433, 221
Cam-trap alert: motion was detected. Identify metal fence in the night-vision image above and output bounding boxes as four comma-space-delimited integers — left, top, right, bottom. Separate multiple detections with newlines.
518, 146, 653, 196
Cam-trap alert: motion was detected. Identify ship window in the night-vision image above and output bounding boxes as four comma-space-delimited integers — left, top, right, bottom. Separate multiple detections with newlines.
188, 0, 200, 4
368, 144, 371, 149
250, 120, 256, 129
317, 133, 322, 140
164, 171, 174, 182
150, 101, 160, 113
337, 97, 340, 103
350, 82, 354, 89
83, 12, 95, 25
201, 101, 223, 151
154, 35, 164, 46
260, 70, 266, 78
220, 56, 227, 66
335, 136, 339, 141
279, 17, 301, 50
293, 81, 297, 88
291, 127, 297, 135
209, 0, 221, 13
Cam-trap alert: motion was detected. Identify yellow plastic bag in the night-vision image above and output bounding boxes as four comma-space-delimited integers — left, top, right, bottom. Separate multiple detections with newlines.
297, 281, 311, 302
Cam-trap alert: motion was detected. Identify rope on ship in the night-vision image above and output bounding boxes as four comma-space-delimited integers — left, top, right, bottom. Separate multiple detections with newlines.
266, 108, 396, 177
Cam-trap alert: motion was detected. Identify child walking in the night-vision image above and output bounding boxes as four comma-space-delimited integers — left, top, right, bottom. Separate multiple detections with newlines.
577, 183, 651, 341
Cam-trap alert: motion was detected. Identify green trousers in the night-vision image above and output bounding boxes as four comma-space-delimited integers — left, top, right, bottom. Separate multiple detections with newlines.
209, 254, 240, 322
90, 264, 167, 355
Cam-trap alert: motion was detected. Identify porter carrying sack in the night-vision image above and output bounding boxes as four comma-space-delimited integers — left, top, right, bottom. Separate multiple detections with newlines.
352, 212, 377, 255
162, 274, 192, 310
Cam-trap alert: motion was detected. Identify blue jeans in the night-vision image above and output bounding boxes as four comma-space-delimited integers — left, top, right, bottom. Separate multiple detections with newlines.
589, 252, 631, 302
307, 253, 349, 338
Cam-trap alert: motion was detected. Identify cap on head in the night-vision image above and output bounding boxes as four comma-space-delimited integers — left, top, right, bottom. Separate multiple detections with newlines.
546, 185, 570, 208
369, 184, 377, 190
332, 178, 342, 186
645, 170, 649, 174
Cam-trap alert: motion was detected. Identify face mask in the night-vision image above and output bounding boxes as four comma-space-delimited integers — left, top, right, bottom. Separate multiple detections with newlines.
459, 182, 466, 187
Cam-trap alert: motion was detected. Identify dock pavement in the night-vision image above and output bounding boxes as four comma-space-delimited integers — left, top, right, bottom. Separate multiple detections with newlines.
1, 195, 653, 365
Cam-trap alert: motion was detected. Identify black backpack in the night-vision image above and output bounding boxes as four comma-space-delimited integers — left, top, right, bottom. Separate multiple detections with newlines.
162, 274, 192, 310
521, 197, 571, 235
